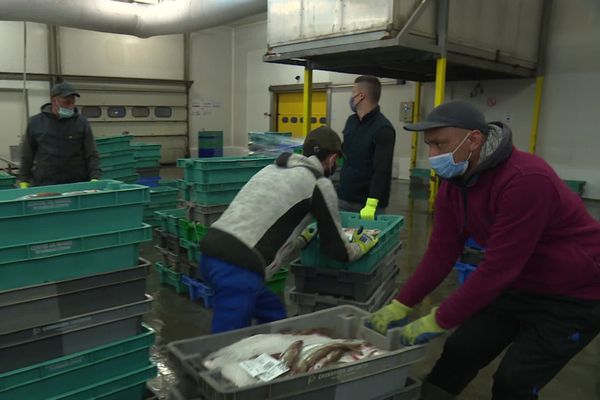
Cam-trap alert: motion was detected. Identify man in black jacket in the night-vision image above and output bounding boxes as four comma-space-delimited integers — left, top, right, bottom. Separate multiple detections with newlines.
19, 81, 101, 187
338, 76, 396, 219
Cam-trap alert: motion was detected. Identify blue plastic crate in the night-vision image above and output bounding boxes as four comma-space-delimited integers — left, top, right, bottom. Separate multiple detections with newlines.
454, 261, 477, 285
181, 275, 213, 308
199, 148, 224, 158
136, 176, 161, 187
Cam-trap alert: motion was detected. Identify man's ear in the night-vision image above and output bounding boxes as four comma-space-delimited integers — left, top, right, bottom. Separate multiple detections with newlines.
469, 130, 486, 151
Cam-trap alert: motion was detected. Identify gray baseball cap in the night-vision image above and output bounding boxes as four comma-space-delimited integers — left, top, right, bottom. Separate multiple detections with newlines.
50, 81, 80, 98
404, 100, 489, 134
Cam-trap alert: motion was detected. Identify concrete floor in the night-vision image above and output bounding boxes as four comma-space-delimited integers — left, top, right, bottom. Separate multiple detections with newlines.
143, 172, 600, 399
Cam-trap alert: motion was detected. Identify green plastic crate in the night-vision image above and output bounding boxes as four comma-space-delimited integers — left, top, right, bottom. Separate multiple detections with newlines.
95, 136, 133, 155
143, 215, 160, 227
99, 150, 136, 167
154, 262, 188, 294
177, 156, 275, 184
0, 180, 148, 248
0, 325, 154, 399
0, 224, 151, 291
178, 219, 208, 242
150, 186, 179, 204
198, 131, 224, 149
158, 179, 178, 188
266, 267, 288, 294
563, 179, 586, 196
154, 208, 187, 236
46, 365, 156, 400
102, 166, 138, 180
135, 158, 161, 169
179, 238, 201, 264
300, 212, 404, 273
0, 172, 16, 189
119, 174, 140, 184
131, 143, 161, 159
410, 168, 431, 178
180, 181, 245, 206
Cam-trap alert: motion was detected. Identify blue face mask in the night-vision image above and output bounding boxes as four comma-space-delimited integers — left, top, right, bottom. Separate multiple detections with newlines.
58, 107, 74, 119
428, 133, 472, 178
349, 94, 361, 113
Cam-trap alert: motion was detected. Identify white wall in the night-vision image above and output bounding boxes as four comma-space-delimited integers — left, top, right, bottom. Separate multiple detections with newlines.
0, 22, 50, 159
188, 27, 233, 154
60, 28, 184, 80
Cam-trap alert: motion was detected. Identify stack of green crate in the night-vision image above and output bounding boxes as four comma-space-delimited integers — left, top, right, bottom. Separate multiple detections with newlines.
176, 156, 276, 225
144, 186, 179, 227
96, 135, 138, 183
0, 180, 156, 399
0, 171, 16, 190
131, 142, 162, 178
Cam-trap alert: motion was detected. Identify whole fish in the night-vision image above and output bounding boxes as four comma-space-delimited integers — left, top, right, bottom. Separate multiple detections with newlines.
310, 348, 345, 371
280, 340, 303, 369
295, 342, 362, 373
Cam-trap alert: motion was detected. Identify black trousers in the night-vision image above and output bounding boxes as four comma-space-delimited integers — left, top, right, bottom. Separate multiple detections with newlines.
426, 291, 600, 400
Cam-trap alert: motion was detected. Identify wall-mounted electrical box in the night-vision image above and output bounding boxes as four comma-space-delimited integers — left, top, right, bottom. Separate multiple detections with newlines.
400, 101, 414, 123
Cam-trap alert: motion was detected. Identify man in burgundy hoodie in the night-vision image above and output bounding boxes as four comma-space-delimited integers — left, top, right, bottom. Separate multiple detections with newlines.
368, 101, 600, 399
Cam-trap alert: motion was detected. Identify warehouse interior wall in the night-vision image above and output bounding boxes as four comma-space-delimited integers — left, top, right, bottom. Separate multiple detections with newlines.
188, 27, 233, 156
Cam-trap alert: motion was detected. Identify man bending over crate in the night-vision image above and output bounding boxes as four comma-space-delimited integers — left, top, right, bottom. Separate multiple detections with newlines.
199, 127, 379, 333
368, 101, 600, 400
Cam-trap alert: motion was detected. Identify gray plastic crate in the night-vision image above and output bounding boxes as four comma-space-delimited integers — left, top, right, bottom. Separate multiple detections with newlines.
290, 264, 399, 315
0, 259, 149, 334
168, 378, 420, 400
291, 244, 401, 302
0, 295, 152, 373
185, 203, 228, 226
167, 306, 425, 400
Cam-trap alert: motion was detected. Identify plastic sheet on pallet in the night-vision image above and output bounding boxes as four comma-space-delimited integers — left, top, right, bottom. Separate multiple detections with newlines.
248, 132, 303, 156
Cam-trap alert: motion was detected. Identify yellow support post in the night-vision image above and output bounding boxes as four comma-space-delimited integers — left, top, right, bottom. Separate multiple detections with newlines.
428, 57, 447, 213
410, 82, 422, 170
302, 67, 313, 137
529, 76, 544, 154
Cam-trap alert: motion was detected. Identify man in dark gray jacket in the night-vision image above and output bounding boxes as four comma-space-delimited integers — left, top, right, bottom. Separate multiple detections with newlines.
200, 127, 379, 333
19, 81, 101, 187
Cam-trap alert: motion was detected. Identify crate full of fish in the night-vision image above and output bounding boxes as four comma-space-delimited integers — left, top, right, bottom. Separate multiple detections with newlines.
167, 305, 425, 400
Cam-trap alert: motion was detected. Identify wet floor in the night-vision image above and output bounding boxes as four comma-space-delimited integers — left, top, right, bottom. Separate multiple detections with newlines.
143, 173, 600, 399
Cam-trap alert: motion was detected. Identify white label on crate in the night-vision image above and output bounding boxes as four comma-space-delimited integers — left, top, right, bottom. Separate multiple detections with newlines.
27, 198, 73, 212
239, 354, 289, 381
30, 240, 74, 255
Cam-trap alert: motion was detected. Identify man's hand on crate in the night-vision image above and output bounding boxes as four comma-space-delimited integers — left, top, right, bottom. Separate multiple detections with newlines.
400, 307, 446, 346
367, 300, 412, 334
352, 227, 379, 255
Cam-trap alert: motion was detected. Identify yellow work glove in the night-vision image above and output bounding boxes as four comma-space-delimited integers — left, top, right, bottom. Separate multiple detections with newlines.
367, 300, 412, 334
90, 179, 98, 182
352, 227, 379, 255
400, 307, 447, 346
360, 198, 378, 220
299, 224, 317, 247
19, 182, 29, 189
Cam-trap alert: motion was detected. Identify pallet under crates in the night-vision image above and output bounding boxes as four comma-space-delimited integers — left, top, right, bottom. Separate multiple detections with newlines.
167, 306, 425, 400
